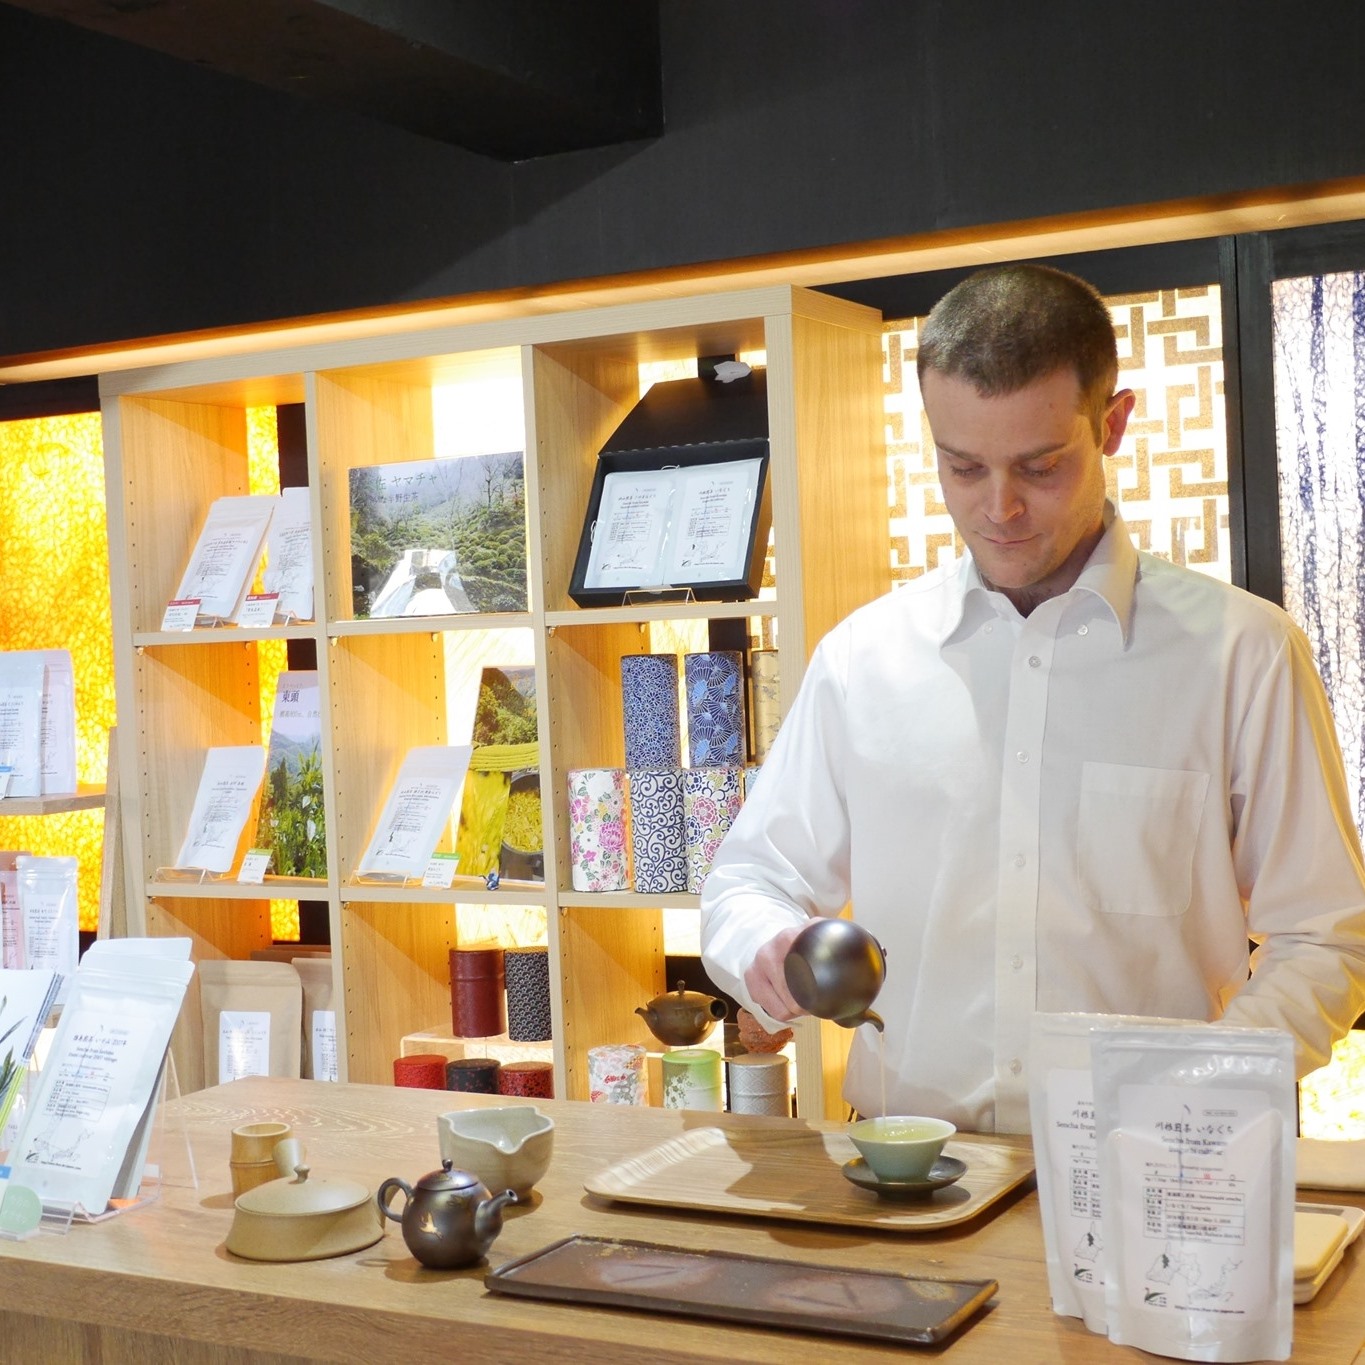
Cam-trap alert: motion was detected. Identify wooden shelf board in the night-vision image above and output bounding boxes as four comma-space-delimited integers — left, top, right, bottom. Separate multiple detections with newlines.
327, 612, 532, 639
0, 783, 106, 816
147, 878, 319, 900
133, 624, 320, 648
340, 879, 551, 906
545, 599, 777, 629
557, 891, 701, 910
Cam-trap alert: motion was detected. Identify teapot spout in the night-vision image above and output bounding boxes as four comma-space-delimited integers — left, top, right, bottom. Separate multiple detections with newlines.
474, 1188, 519, 1247
834, 1008, 884, 1033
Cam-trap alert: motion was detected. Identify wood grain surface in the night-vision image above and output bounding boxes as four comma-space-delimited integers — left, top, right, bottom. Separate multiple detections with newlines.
0, 1077, 1360, 1365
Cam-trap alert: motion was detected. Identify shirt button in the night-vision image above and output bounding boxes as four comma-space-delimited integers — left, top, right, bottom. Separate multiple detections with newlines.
1013, 854, 1026, 868
984, 624, 994, 634
1028, 655, 1041, 668
1077, 624, 1089, 636
1008, 1059, 1023, 1076
1011, 956, 1024, 971
1016, 751, 1029, 764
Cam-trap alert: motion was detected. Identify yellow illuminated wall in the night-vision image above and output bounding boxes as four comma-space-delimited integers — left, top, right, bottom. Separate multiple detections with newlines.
0, 413, 113, 932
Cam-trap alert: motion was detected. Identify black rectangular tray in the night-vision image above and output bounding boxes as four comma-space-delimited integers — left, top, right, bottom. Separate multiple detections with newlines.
485, 1235, 997, 1346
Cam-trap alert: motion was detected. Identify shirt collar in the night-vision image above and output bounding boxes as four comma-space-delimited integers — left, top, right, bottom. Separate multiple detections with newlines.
937, 502, 1138, 645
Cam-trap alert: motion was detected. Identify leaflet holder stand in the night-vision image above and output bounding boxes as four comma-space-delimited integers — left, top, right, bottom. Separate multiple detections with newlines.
154, 865, 236, 884
623, 587, 698, 607
0, 1047, 197, 1239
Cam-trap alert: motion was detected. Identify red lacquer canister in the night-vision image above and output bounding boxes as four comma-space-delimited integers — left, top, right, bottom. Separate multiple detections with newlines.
449, 945, 506, 1038
497, 1060, 554, 1099
393, 1053, 448, 1089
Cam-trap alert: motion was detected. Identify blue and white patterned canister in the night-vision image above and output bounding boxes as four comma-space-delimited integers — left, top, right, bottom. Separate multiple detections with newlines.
684, 651, 745, 766
683, 766, 745, 893
749, 649, 781, 762
628, 768, 687, 894
620, 654, 680, 769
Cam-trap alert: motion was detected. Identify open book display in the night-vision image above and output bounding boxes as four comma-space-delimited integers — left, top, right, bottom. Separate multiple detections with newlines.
569, 368, 772, 606
348, 453, 528, 619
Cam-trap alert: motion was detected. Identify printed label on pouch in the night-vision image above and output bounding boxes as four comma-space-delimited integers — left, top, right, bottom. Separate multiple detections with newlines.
219, 1010, 271, 1083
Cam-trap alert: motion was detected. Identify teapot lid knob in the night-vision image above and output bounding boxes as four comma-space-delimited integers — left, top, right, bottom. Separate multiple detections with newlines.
674, 980, 687, 995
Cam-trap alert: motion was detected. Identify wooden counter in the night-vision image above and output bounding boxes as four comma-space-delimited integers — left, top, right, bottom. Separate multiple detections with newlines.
0, 1078, 1361, 1364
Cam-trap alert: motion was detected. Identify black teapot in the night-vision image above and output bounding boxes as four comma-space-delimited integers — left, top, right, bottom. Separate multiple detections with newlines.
635, 980, 728, 1046
377, 1161, 518, 1269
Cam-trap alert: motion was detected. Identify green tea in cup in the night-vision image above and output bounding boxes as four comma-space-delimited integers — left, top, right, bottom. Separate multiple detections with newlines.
848, 1115, 955, 1182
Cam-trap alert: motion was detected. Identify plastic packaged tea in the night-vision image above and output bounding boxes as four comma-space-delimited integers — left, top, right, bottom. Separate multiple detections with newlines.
1092, 1023, 1296, 1362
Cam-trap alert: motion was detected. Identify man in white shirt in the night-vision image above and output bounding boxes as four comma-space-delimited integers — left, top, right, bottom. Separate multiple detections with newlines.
700, 263, 1365, 1133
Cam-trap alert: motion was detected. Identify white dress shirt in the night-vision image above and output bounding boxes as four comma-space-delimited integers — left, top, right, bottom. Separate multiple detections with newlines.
700, 509, 1365, 1132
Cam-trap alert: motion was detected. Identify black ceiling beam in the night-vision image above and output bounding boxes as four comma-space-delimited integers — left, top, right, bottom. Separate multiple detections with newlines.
1, 0, 663, 160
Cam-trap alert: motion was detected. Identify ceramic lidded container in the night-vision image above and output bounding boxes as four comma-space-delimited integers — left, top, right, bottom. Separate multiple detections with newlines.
226, 1164, 384, 1262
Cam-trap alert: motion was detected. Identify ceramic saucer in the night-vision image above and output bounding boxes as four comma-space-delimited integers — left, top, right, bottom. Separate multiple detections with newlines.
840, 1154, 967, 1200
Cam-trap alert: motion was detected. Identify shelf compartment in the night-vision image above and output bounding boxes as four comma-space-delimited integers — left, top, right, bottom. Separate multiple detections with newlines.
146, 894, 275, 1094
341, 899, 458, 1086
557, 902, 664, 1102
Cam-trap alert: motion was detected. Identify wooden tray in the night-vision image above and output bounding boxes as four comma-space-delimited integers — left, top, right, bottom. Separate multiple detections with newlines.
584, 1125, 1034, 1230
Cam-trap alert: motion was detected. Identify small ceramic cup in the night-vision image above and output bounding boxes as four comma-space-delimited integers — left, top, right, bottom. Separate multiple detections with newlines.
229, 1121, 295, 1196
848, 1115, 956, 1182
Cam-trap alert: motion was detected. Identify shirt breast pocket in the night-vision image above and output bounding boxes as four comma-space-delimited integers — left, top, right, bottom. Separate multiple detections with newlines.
1077, 762, 1210, 917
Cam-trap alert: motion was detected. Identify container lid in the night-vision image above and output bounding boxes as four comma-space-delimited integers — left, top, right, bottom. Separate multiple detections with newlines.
235, 1165, 371, 1218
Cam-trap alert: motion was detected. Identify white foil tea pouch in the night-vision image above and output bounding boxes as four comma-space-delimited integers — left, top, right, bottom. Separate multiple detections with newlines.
255, 485, 314, 623
1092, 1023, 1296, 1363
37, 649, 77, 796
174, 493, 276, 623
174, 746, 267, 874
16, 854, 79, 1006
357, 745, 472, 880
0, 850, 30, 969
7, 952, 194, 1216
0, 652, 45, 798
1028, 1011, 1198, 1334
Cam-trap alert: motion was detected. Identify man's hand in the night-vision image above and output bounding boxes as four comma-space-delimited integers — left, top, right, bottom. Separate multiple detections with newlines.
742, 923, 806, 1021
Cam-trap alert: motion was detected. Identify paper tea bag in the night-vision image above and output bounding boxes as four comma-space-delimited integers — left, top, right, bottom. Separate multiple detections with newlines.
1028, 1011, 1201, 1334
16, 855, 79, 1006
292, 956, 337, 1082
1092, 1023, 1296, 1363
199, 959, 302, 1084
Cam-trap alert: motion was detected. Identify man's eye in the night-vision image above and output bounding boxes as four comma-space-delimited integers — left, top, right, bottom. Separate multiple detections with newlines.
1023, 462, 1059, 479
945, 463, 983, 480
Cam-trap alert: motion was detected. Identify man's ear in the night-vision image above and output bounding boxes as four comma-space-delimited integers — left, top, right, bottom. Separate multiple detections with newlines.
1102, 389, 1137, 456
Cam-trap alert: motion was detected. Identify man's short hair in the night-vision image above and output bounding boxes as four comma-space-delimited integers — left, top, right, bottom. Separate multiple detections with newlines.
916, 264, 1119, 436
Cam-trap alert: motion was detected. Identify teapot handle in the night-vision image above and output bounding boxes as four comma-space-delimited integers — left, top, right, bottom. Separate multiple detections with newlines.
376, 1177, 413, 1223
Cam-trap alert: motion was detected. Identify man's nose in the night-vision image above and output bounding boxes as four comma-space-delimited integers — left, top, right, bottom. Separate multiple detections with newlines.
983, 475, 1024, 523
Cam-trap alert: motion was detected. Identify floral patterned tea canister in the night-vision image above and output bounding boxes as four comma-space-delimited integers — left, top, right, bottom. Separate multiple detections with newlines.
567, 768, 629, 892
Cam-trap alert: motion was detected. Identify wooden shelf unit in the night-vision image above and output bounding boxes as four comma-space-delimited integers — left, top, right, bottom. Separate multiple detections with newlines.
100, 285, 889, 1113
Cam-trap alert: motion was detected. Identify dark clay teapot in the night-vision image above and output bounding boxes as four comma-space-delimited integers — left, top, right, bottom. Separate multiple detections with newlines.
377, 1160, 518, 1269
636, 980, 728, 1046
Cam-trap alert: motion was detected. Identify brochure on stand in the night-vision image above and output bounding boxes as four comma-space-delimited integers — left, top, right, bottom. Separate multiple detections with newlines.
252, 672, 326, 879
356, 745, 472, 881
173, 746, 267, 875
173, 494, 276, 625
